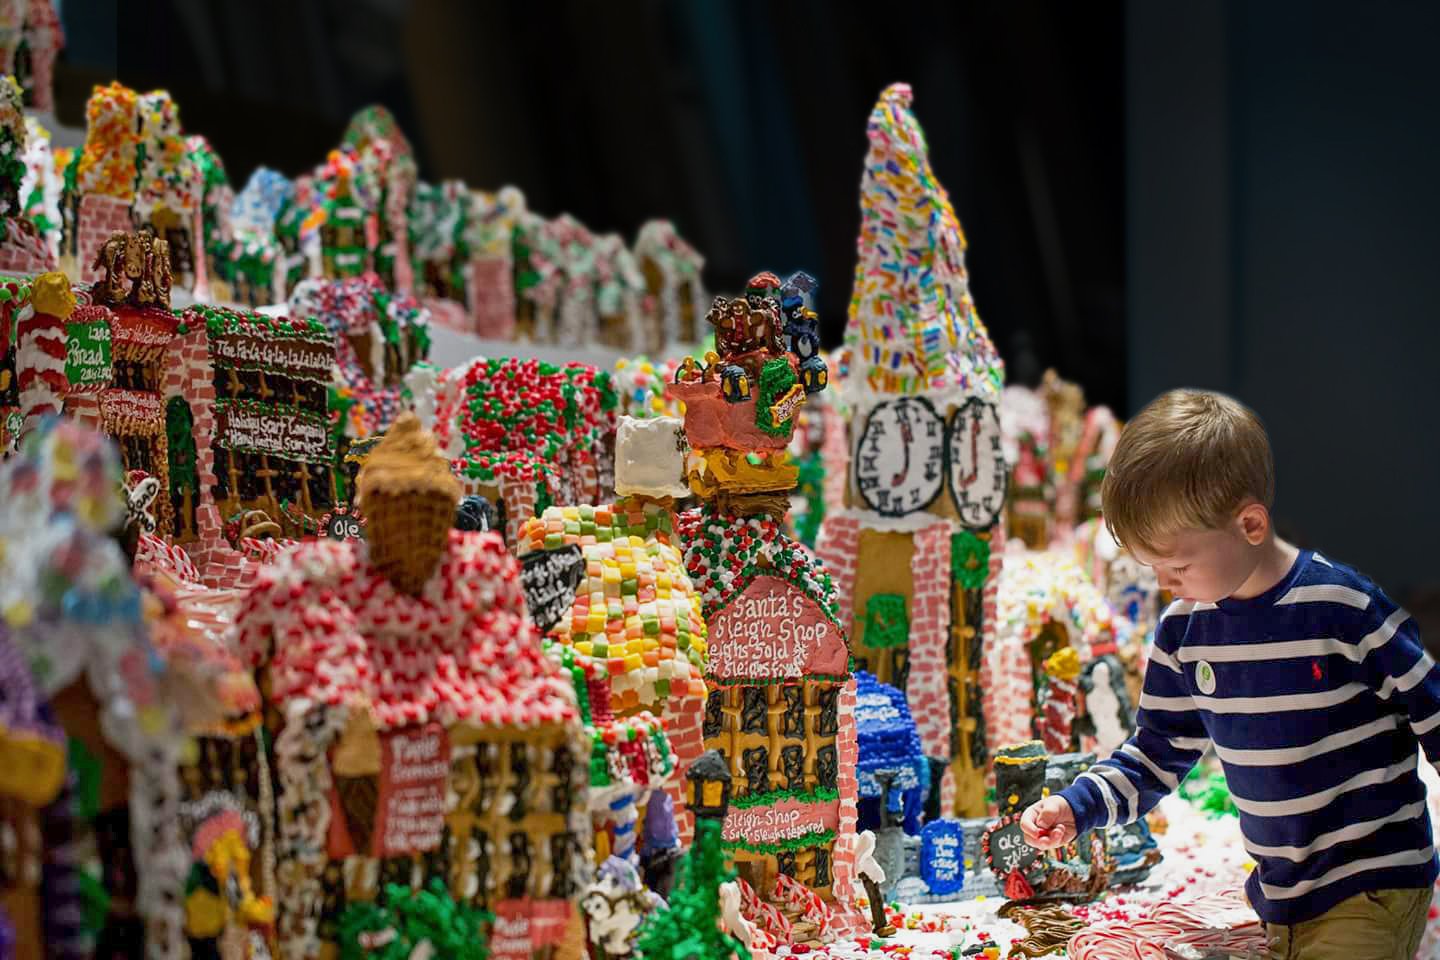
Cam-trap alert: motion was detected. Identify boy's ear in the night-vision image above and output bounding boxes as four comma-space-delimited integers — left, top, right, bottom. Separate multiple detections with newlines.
1237, 502, 1269, 545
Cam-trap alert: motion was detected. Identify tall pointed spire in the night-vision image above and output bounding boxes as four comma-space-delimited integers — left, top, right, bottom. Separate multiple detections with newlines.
846, 83, 1005, 402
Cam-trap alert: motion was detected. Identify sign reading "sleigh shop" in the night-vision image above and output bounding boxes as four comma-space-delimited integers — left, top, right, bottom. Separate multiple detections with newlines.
706, 575, 848, 680
722, 796, 839, 845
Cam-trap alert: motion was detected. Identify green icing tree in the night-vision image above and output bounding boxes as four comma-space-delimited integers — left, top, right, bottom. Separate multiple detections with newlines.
634, 819, 750, 960
336, 879, 494, 960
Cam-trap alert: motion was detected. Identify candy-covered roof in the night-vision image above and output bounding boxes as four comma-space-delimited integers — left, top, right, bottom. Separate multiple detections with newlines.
431, 355, 616, 498
191, 303, 330, 342
996, 545, 1117, 655
845, 83, 1004, 405
288, 273, 430, 436
613, 356, 686, 419
677, 505, 841, 627
517, 500, 708, 711
234, 531, 579, 731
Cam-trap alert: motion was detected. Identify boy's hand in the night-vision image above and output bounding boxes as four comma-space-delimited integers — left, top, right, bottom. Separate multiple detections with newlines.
1020, 796, 1078, 850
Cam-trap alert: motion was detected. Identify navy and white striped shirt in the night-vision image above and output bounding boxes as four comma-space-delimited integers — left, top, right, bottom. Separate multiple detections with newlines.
1059, 549, 1440, 925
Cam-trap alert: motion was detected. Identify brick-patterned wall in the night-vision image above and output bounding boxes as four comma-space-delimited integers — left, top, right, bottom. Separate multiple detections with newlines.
421, 296, 469, 335
163, 329, 253, 588
827, 675, 870, 936
979, 524, 1009, 805
388, 202, 414, 295
77, 195, 133, 284
0, 222, 55, 274
906, 521, 953, 761
814, 513, 861, 630
498, 475, 538, 551
64, 393, 101, 429
469, 255, 515, 340
820, 404, 849, 518
664, 695, 705, 847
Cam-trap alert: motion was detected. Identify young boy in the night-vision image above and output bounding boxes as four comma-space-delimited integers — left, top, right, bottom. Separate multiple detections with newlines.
1020, 389, 1437, 960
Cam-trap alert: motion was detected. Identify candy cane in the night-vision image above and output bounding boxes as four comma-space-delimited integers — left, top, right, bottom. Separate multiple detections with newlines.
773, 873, 835, 937
736, 878, 792, 943
607, 791, 639, 864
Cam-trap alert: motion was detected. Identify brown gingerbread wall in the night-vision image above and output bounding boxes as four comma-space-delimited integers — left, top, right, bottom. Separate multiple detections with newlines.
906, 522, 953, 760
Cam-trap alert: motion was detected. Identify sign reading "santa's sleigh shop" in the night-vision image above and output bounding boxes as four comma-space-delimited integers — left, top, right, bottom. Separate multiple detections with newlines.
706, 575, 849, 680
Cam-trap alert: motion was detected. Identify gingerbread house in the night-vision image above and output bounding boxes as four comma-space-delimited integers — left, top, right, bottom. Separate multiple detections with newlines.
464, 186, 523, 339
612, 355, 685, 422
70, 82, 140, 281
273, 173, 320, 297
987, 545, 1119, 761
287, 272, 431, 449
410, 179, 472, 304
0, 628, 70, 959
593, 232, 645, 352
816, 83, 1008, 819
233, 416, 591, 958
0, 418, 191, 958
133, 90, 203, 292
421, 355, 617, 546
12, 254, 342, 585
341, 105, 417, 295
223, 166, 292, 308
669, 272, 865, 935
312, 145, 376, 280
134, 563, 275, 959
511, 207, 565, 343
186, 134, 233, 302
4, 0, 61, 111
20, 115, 62, 264
0, 76, 52, 276
515, 416, 709, 859
1002, 373, 1123, 549
634, 219, 705, 350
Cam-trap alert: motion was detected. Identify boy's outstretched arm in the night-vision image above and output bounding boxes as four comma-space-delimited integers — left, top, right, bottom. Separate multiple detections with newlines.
1360, 593, 1440, 764
1026, 618, 1211, 847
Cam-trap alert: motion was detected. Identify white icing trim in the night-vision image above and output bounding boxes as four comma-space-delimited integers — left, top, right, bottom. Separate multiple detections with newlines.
825, 506, 958, 535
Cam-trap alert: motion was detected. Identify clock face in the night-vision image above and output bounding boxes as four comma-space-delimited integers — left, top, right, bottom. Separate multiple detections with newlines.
948, 398, 1007, 529
854, 397, 946, 516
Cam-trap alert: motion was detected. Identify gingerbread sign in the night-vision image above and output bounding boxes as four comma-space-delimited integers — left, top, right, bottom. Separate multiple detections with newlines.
706, 575, 849, 680
373, 723, 451, 857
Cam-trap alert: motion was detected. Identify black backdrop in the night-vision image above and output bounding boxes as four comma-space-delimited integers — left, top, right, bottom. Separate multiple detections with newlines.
61, 0, 1126, 407
54, 1, 1440, 600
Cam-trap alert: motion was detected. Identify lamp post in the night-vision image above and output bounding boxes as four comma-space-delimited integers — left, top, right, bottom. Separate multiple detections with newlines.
685, 749, 733, 822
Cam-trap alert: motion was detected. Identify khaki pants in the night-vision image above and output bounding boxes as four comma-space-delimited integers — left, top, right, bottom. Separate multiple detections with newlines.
1265, 888, 1432, 960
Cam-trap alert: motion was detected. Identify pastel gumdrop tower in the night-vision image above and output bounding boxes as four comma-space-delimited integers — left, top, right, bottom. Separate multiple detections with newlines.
818, 82, 1009, 819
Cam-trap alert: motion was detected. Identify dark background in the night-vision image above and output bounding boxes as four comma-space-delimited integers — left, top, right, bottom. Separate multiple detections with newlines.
55, 0, 1440, 600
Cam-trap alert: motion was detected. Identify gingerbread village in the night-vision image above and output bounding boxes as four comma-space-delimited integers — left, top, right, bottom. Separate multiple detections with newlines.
0, 35, 1377, 960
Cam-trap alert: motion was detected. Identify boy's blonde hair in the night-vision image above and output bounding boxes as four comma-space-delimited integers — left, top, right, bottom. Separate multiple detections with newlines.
1102, 389, 1274, 555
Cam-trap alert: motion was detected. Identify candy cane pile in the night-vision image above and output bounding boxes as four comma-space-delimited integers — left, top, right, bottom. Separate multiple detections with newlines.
1067, 888, 1265, 960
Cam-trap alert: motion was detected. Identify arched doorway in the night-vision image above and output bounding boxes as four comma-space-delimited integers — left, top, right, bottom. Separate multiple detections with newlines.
165, 396, 199, 542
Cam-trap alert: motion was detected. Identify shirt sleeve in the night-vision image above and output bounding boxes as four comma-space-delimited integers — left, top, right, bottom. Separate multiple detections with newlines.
1058, 629, 1211, 834
1358, 593, 1440, 762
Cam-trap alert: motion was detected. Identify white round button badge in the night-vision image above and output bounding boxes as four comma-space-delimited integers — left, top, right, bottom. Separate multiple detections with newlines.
1195, 660, 1217, 695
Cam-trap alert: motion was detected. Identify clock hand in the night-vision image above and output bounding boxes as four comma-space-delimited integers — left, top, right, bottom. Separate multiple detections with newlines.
955, 410, 981, 488
891, 408, 913, 487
